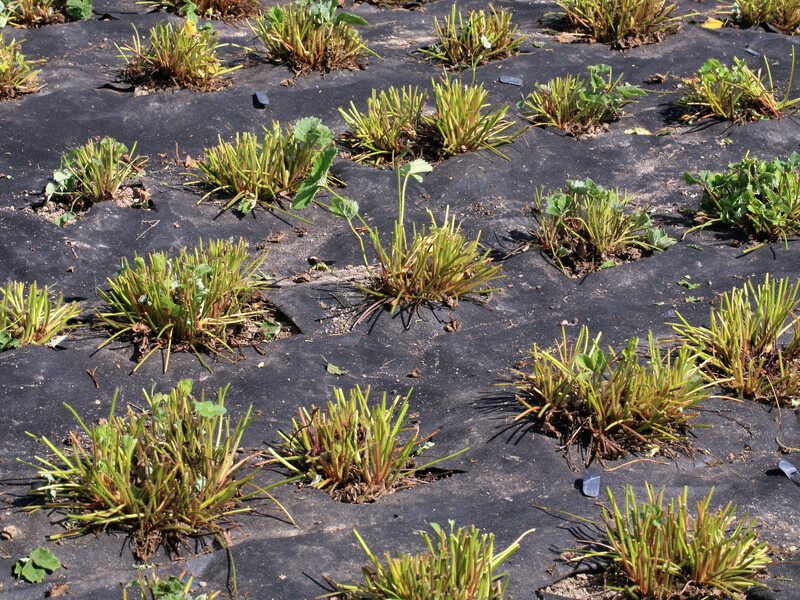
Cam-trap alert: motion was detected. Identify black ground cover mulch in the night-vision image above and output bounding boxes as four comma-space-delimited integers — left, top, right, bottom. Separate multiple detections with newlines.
2, 0, 800, 598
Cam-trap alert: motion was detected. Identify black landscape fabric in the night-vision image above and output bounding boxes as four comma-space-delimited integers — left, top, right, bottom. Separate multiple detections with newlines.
2, 0, 800, 598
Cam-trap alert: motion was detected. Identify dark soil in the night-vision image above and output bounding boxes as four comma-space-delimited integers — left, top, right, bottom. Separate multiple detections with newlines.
2, 1, 800, 599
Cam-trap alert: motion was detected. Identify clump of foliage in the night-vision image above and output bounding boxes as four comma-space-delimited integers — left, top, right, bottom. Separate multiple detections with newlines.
190, 117, 335, 215
117, 18, 239, 91
728, 0, 800, 35
0, 281, 81, 352
250, 0, 372, 75
683, 152, 800, 249
321, 159, 504, 321
510, 326, 709, 463
671, 274, 800, 404
677, 54, 799, 124
13, 547, 61, 584
44, 136, 147, 216
138, 0, 259, 21
518, 64, 645, 137
419, 4, 526, 70
97, 238, 276, 372
339, 85, 426, 165
122, 571, 220, 600
555, 0, 682, 48
269, 385, 467, 502
332, 522, 533, 599
24, 380, 288, 559
0, 35, 42, 100
528, 178, 675, 276
339, 78, 524, 165
581, 484, 770, 599
428, 76, 523, 159
3, 0, 91, 27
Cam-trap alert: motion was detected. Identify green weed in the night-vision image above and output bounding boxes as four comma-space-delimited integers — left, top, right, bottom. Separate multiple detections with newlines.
122, 571, 220, 600
728, 0, 800, 35
427, 76, 524, 159
340, 78, 524, 165
339, 85, 426, 165
190, 117, 334, 215
556, 0, 682, 48
683, 152, 800, 248
326, 159, 504, 321
5, 0, 61, 26
45, 136, 147, 212
13, 547, 61, 584
582, 484, 769, 599
4, 0, 92, 26
139, 0, 259, 21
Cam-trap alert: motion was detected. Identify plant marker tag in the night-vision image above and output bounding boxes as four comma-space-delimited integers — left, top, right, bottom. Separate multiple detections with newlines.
253, 92, 270, 109
779, 460, 800, 485
499, 76, 523, 86
582, 471, 600, 497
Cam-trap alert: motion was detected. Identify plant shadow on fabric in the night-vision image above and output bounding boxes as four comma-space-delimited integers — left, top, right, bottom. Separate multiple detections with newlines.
22, 380, 290, 560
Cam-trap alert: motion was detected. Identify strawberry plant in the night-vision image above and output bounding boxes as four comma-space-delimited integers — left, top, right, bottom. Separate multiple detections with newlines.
24, 380, 289, 559
420, 4, 526, 70
556, 0, 683, 48
518, 64, 645, 137
0, 34, 42, 100
250, 0, 373, 74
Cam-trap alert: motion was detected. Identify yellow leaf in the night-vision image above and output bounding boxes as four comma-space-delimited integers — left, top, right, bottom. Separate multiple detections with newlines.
702, 18, 724, 29
183, 18, 198, 37
624, 127, 652, 135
